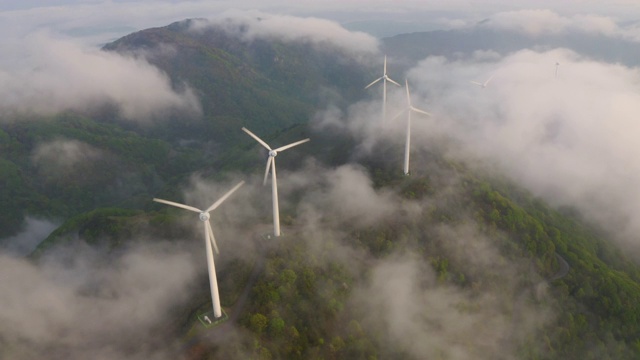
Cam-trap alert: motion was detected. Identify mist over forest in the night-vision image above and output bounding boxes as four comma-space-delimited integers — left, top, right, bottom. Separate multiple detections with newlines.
1, 5, 640, 360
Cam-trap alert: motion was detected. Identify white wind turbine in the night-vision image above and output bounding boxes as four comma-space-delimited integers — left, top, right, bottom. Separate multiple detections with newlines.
153, 180, 244, 319
242, 127, 309, 237
555, 62, 560, 79
470, 74, 494, 88
394, 79, 431, 175
365, 55, 401, 121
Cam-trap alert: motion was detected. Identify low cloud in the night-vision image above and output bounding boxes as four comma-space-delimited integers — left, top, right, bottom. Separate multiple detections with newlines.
0, 241, 197, 360
189, 11, 379, 57
1, 217, 58, 256
381, 48, 640, 255
32, 139, 103, 172
275, 157, 553, 359
353, 244, 550, 359
277, 161, 403, 229
0, 32, 201, 122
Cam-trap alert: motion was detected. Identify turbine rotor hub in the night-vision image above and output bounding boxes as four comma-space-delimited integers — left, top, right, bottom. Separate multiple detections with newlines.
199, 212, 210, 222
269, 150, 278, 157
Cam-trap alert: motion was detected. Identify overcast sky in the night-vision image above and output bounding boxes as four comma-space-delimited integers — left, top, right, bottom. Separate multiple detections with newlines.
2, 0, 640, 46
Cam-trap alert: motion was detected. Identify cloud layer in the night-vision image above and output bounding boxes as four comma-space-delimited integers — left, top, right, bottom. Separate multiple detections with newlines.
0, 32, 201, 122
0, 241, 197, 359
326, 47, 640, 255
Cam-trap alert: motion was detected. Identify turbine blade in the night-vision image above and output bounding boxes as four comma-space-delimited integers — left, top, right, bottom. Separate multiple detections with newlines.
484, 74, 494, 86
274, 138, 310, 152
365, 77, 383, 89
470, 81, 483, 86
206, 220, 219, 255
205, 181, 245, 213
153, 198, 202, 213
411, 106, 432, 117
242, 127, 272, 150
405, 79, 411, 106
263, 156, 273, 186
393, 108, 408, 120
383, 55, 387, 75
387, 77, 401, 87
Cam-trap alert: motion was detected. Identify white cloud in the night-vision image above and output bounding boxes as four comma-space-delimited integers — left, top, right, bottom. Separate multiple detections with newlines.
353, 239, 551, 359
397, 48, 640, 253
0, 32, 201, 122
189, 11, 379, 56
1, 217, 58, 256
0, 241, 197, 359
32, 139, 103, 171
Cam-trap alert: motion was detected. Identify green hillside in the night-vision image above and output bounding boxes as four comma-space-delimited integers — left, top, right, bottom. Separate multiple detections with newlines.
2, 19, 640, 360
0, 19, 372, 239
103, 19, 371, 146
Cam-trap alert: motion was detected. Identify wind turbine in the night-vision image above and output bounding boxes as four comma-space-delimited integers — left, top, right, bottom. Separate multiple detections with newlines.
394, 79, 431, 175
153, 180, 244, 319
555, 62, 560, 79
242, 127, 309, 237
365, 55, 401, 121
470, 74, 494, 88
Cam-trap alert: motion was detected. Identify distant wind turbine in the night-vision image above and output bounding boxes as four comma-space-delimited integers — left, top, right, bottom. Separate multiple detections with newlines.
365, 55, 401, 121
555, 62, 560, 79
470, 74, 494, 88
242, 127, 309, 237
153, 180, 244, 319
394, 79, 431, 175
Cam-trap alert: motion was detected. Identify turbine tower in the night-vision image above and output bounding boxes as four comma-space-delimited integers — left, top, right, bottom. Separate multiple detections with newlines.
242, 127, 309, 237
395, 79, 431, 175
153, 180, 244, 319
365, 55, 401, 121
470, 74, 494, 88
555, 62, 560, 79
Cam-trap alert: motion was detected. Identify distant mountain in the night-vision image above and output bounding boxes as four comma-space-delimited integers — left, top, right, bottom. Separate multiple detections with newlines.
382, 27, 640, 68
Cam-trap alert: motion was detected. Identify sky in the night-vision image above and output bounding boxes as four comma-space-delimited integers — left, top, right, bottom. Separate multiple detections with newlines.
3, 0, 640, 46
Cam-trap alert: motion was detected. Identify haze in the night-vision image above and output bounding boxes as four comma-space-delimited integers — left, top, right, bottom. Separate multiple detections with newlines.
2, 1, 640, 359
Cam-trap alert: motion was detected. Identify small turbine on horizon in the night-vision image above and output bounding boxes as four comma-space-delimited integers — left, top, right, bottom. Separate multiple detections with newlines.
394, 79, 431, 176
470, 74, 494, 88
555, 62, 560, 79
242, 127, 310, 237
365, 55, 401, 121
153, 180, 244, 319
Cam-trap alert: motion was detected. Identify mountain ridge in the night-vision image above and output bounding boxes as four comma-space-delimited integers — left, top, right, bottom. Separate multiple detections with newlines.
2, 19, 640, 359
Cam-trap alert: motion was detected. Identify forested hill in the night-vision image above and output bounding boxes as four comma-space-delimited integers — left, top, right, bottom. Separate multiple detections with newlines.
0, 19, 371, 238
103, 19, 372, 145
1, 17, 640, 360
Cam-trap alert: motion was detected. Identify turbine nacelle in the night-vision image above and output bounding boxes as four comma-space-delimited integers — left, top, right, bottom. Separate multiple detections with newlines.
199, 212, 210, 222
364, 55, 401, 90
269, 150, 278, 157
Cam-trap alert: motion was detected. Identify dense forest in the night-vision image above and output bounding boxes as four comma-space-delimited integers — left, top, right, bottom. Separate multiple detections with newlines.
1, 18, 640, 360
